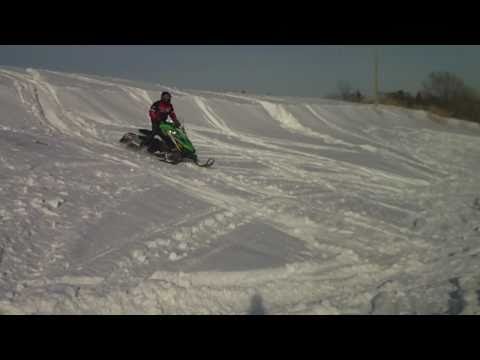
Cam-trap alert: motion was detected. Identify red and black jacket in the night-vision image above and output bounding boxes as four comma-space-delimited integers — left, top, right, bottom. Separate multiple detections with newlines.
149, 100, 181, 127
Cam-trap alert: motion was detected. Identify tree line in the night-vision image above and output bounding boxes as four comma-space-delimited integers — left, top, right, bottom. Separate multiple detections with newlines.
328, 72, 480, 124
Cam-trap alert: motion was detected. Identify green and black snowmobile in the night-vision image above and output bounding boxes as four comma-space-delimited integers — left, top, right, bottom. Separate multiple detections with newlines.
119, 123, 214, 168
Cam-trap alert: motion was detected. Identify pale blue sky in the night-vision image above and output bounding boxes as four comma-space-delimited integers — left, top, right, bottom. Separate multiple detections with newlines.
1, 45, 479, 97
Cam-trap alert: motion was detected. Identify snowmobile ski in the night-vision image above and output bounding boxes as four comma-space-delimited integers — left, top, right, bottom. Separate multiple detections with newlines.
194, 158, 215, 168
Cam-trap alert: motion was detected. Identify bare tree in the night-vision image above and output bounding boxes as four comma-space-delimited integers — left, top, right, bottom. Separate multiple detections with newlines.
337, 81, 353, 101
421, 71, 480, 122
326, 82, 364, 103
422, 72, 473, 105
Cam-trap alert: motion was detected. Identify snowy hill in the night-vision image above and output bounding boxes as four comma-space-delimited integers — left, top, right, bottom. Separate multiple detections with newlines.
1, 67, 480, 314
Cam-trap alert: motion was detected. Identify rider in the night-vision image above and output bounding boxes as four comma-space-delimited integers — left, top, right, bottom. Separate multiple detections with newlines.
144, 91, 183, 153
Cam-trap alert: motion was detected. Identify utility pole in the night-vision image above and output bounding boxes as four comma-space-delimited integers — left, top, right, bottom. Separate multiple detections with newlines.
374, 46, 379, 107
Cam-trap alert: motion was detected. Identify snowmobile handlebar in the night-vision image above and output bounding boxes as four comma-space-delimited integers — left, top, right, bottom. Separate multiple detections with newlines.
178, 124, 186, 134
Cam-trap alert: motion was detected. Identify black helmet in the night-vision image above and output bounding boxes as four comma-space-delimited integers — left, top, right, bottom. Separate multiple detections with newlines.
161, 91, 172, 102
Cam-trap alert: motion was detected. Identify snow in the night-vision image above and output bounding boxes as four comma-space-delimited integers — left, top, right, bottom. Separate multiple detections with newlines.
1, 67, 480, 314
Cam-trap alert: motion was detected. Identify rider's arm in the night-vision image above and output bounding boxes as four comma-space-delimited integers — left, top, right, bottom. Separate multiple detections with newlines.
169, 106, 182, 128
149, 102, 160, 122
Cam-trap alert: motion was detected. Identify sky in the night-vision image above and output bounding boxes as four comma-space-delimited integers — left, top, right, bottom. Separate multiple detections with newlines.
1, 45, 479, 98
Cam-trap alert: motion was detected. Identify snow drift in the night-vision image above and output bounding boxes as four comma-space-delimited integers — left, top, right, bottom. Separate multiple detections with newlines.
1, 67, 480, 314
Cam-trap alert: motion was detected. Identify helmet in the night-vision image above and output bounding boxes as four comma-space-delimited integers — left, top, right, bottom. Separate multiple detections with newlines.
161, 91, 172, 103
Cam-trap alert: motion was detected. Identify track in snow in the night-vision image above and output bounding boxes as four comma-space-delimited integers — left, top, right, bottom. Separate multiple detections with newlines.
1, 67, 480, 314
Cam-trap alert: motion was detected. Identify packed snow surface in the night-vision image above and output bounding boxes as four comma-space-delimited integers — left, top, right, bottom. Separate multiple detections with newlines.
1, 67, 480, 314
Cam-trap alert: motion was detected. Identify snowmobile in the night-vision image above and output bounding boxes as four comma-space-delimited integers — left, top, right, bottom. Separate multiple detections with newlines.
119, 122, 215, 168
